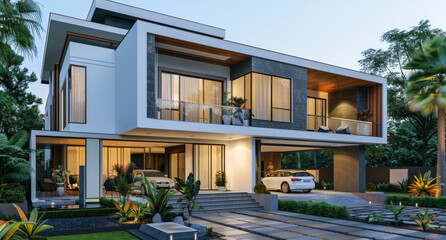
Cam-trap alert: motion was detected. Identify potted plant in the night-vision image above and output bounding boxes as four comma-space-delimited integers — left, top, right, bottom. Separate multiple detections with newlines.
53, 165, 70, 197
215, 171, 226, 191
356, 109, 373, 135
222, 92, 232, 125
229, 96, 247, 126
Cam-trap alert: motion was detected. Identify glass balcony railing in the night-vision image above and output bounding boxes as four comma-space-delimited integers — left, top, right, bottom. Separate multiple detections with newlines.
156, 99, 252, 126
307, 115, 382, 137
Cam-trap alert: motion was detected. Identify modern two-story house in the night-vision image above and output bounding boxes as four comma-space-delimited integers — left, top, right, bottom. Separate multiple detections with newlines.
30, 0, 387, 206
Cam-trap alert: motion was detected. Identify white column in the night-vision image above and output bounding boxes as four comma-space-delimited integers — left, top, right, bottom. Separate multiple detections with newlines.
226, 137, 255, 192
85, 138, 102, 199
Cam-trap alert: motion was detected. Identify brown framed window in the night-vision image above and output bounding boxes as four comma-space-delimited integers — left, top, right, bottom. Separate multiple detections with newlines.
69, 65, 86, 123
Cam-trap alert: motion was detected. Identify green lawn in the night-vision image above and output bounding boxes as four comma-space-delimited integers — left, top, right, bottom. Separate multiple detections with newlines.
48, 231, 138, 240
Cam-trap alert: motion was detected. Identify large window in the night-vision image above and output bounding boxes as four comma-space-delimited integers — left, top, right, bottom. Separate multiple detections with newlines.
159, 71, 223, 123
69, 66, 86, 123
307, 97, 326, 131
232, 73, 291, 122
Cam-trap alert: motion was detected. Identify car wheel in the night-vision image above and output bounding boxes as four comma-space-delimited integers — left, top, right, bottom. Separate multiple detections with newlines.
303, 189, 312, 193
281, 182, 290, 193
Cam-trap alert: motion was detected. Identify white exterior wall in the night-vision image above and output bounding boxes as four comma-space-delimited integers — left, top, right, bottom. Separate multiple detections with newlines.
225, 137, 255, 192
85, 138, 102, 199
115, 23, 139, 134
59, 42, 116, 134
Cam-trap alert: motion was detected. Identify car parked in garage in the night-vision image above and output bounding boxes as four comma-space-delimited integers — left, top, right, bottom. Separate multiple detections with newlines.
262, 170, 315, 193
133, 170, 176, 194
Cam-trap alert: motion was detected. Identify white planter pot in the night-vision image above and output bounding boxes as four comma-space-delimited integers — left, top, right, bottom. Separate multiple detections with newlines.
243, 120, 249, 127
218, 186, 224, 191
56, 183, 64, 197
223, 115, 232, 125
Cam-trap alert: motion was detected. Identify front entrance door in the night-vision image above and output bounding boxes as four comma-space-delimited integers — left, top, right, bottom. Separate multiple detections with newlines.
193, 144, 225, 190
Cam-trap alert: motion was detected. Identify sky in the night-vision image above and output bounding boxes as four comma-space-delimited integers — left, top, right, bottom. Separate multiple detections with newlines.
24, 0, 446, 113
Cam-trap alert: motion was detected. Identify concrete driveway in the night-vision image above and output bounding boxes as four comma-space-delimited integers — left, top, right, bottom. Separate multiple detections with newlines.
274, 189, 370, 206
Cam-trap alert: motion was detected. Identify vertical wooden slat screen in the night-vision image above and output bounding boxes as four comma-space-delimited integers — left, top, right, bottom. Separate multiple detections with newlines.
366, 85, 382, 137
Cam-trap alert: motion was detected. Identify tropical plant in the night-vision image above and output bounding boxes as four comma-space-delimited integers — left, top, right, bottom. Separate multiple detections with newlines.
0, 0, 43, 56
215, 171, 226, 187
366, 213, 382, 223
206, 227, 215, 237
131, 202, 150, 223
408, 171, 443, 197
385, 201, 407, 225
357, 109, 373, 121
175, 173, 201, 225
52, 165, 70, 183
0, 131, 31, 202
0, 184, 6, 203
413, 208, 439, 231
0, 220, 21, 240
13, 204, 53, 239
366, 182, 377, 191
114, 201, 136, 223
404, 35, 446, 196
113, 163, 140, 204
141, 178, 176, 219
397, 179, 409, 192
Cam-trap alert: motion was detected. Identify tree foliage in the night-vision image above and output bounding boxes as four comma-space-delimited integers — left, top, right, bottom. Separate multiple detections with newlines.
359, 20, 442, 167
0, 0, 43, 57
0, 43, 43, 137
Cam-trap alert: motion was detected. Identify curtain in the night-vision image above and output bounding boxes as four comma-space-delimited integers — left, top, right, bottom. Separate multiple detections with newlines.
61, 83, 66, 129
272, 77, 291, 122
252, 73, 271, 120
204, 80, 222, 123
70, 66, 86, 123
180, 76, 202, 122
67, 146, 85, 176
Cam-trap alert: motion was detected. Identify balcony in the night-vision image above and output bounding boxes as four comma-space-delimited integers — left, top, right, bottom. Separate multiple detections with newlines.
307, 115, 382, 137
156, 99, 252, 126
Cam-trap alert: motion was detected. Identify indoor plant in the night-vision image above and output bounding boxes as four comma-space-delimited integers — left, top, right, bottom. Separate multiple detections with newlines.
215, 171, 226, 191
53, 165, 70, 197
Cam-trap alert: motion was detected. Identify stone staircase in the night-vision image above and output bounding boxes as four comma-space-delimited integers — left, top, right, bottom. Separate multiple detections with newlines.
169, 192, 263, 213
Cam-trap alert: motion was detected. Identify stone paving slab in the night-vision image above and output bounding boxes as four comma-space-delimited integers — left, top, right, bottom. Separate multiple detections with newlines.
191, 217, 273, 239
263, 210, 446, 240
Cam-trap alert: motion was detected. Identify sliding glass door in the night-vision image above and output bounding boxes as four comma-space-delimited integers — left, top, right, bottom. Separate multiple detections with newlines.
160, 72, 223, 123
193, 144, 224, 190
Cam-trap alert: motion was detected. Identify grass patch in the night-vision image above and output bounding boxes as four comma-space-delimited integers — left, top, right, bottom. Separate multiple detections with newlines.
278, 199, 349, 219
386, 194, 446, 208
39, 208, 117, 219
47, 231, 137, 240
385, 192, 410, 196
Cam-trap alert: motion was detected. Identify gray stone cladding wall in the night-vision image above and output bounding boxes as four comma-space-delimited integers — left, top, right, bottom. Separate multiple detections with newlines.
147, 33, 156, 118
231, 57, 307, 131
328, 86, 368, 119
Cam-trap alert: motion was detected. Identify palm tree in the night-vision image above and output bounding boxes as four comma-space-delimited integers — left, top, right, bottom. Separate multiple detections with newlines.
0, 0, 43, 56
404, 35, 446, 196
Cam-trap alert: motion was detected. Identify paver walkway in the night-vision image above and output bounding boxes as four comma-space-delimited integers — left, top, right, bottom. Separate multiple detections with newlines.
348, 205, 446, 229
195, 210, 446, 239
275, 190, 369, 206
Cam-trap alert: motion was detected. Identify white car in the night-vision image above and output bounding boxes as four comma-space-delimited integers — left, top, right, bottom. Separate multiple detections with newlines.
262, 170, 315, 193
133, 170, 176, 194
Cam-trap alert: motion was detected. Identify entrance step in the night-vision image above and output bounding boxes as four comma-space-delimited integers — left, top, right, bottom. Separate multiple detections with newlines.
169, 192, 263, 213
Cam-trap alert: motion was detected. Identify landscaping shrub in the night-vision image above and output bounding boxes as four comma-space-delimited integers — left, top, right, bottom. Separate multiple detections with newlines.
315, 181, 333, 190
99, 197, 119, 208
366, 182, 376, 191
254, 183, 270, 194
386, 195, 446, 209
278, 199, 349, 219
376, 183, 400, 192
39, 208, 117, 219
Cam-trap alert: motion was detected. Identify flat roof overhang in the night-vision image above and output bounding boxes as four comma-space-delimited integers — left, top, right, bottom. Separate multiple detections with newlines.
40, 13, 127, 83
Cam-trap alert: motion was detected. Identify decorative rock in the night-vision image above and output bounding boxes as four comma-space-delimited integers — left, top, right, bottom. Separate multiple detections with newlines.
174, 216, 184, 225
190, 223, 207, 237
152, 213, 162, 223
